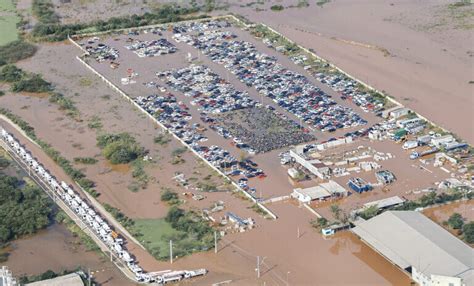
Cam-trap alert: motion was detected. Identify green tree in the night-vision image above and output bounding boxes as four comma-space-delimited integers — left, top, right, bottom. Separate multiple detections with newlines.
359, 205, 379, 220
447, 213, 464, 229
463, 222, 474, 244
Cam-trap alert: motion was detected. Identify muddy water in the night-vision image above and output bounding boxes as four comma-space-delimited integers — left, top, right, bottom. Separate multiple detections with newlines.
103, 161, 131, 174
331, 231, 412, 286
423, 200, 474, 242
4, 223, 131, 285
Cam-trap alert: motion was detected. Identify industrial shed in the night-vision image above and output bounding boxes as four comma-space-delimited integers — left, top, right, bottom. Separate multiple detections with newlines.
25, 273, 84, 286
352, 211, 474, 286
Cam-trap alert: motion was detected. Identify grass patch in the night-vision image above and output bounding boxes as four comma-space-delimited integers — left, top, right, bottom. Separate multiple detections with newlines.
0, 0, 21, 46
49, 92, 79, 118
131, 218, 181, 260
154, 133, 171, 145
87, 115, 102, 129
0, 40, 37, 65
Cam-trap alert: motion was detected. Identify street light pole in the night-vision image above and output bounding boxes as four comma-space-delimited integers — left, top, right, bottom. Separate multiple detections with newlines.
214, 231, 217, 254
286, 271, 290, 285
170, 240, 173, 264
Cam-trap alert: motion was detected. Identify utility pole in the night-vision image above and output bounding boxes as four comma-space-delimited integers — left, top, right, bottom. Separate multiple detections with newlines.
257, 256, 260, 278
170, 240, 173, 264
297, 227, 300, 238
214, 231, 218, 254
88, 268, 91, 286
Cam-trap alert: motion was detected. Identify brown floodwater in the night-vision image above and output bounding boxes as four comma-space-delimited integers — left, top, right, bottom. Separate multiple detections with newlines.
4, 223, 132, 285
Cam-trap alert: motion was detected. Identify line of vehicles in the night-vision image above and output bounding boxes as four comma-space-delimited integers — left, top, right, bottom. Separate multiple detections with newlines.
0, 127, 207, 284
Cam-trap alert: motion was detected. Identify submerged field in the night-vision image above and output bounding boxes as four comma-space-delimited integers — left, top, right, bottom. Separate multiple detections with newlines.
0, 0, 20, 45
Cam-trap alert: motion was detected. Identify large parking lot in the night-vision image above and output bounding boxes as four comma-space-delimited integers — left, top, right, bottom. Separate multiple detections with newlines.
76, 18, 455, 212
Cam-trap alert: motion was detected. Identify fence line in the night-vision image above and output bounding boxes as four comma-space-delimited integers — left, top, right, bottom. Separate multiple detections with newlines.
72, 52, 277, 220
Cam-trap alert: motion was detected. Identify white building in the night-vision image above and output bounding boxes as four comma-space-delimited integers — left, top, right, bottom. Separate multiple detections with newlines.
292, 180, 347, 203
431, 135, 455, 148
352, 211, 474, 286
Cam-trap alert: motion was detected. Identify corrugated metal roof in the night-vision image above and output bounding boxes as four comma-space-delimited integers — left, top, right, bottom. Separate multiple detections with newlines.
352, 211, 474, 281
25, 273, 84, 286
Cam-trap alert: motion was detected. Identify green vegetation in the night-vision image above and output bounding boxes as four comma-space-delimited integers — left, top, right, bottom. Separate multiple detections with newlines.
171, 146, 187, 157
0, 0, 20, 46
32, 0, 60, 24
162, 206, 215, 258
73, 157, 98, 165
310, 217, 329, 229
463, 222, 474, 244
391, 191, 473, 211
0, 156, 10, 169
358, 205, 379, 220
161, 188, 180, 205
31, 3, 209, 41
0, 65, 25, 82
270, 5, 284, 11
0, 90, 4, 96
442, 212, 474, 244
154, 133, 171, 145
129, 159, 149, 191
0, 174, 53, 248
49, 93, 78, 117
0, 108, 98, 197
0, 65, 51, 93
297, 0, 309, 8
11, 74, 51, 93
447, 213, 464, 229
55, 211, 99, 251
0, 40, 36, 65
131, 218, 181, 260
87, 115, 102, 130
96, 133, 145, 164
316, 0, 330, 7
103, 203, 134, 229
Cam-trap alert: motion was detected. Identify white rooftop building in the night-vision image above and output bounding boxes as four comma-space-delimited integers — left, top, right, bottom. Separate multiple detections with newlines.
352, 211, 474, 286
292, 180, 347, 203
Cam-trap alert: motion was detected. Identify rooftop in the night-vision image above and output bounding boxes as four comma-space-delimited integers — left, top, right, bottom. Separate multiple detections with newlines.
352, 211, 474, 283
25, 273, 84, 286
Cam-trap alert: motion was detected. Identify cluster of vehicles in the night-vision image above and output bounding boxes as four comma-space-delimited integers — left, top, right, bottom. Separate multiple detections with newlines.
160, 65, 257, 115
134, 91, 265, 197
83, 40, 119, 62
0, 127, 207, 284
183, 28, 366, 132
125, 38, 177, 58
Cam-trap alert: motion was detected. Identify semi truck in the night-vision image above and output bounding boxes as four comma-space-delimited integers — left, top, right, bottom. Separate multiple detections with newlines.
410, 147, 438, 160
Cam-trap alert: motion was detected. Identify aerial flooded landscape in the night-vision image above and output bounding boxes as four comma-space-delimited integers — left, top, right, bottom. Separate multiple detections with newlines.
0, 0, 472, 286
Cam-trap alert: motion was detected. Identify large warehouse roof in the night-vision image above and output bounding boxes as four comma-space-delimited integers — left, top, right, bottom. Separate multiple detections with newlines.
352, 211, 474, 283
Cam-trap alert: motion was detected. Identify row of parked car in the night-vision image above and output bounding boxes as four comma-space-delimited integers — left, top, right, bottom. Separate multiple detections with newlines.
84, 38, 119, 62
125, 38, 177, 58
0, 128, 207, 284
182, 29, 367, 132
159, 65, 257, 114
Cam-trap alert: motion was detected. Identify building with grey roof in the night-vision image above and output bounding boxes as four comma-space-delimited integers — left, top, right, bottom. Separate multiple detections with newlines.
25, 273, 84, 286
352, 211, 474, 286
